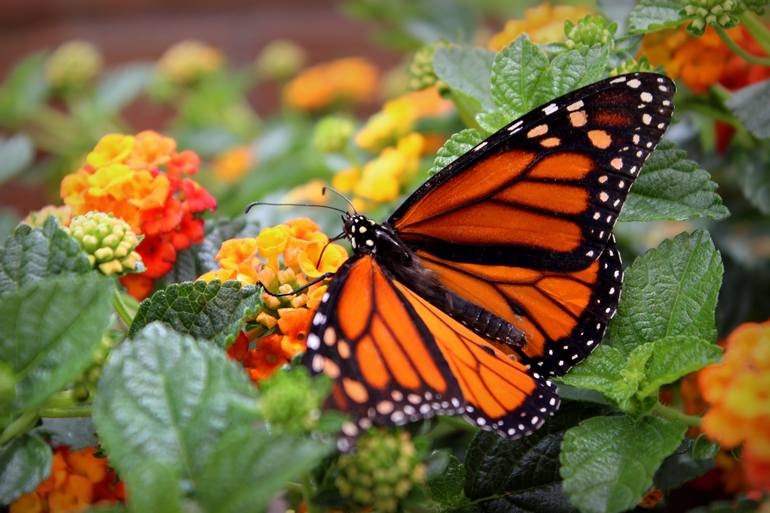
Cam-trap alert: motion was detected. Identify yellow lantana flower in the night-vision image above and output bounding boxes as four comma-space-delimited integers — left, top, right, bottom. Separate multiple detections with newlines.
489, 4, 592, 50
86, 134, 134, 168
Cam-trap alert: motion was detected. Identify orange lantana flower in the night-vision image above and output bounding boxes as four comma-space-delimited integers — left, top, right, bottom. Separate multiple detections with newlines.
10, 447, 124, 513
283, 57, 379, 111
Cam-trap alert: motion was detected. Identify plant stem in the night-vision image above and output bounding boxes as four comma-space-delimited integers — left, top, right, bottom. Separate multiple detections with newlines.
714, 25, 770, 66
740, 12, 770, 57
0, 411, 39, 445
38, 405, 92, 418
302, 474, 320, 513
652, 402, 701, 428
112, 288, 134, 327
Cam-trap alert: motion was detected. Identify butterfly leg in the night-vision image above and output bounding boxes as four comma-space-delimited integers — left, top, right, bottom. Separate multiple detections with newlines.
260, 272, 335, 297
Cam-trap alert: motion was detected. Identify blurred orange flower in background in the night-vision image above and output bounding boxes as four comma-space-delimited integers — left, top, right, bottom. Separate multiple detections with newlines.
10, 447, 124, 513
60, 131, 216, 299
488, 3, 592, 50
212, 146, 253, 184
283, 57, 379, 111
199, 218, 348, 381
699, 320, 770, 493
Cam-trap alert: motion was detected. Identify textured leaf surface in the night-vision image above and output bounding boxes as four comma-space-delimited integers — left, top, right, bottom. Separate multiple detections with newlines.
465, 403, 607, 513
638, 336, 722, 397
0, 217, 91, 296
429, 455, 471, 511
490, 36, 551, 119
429, 128, 483, 175
560, 415, 686, 513
608, 230, 723, 354
433, 46, 495, 111
129, 280, 261, 348
197, 426, 331, 513
621, 141, 729, 221
654, 438, 716, 491
627, 0, 685, 33
0, 434, 52, 504
726, 78, 770, 139
93, 323, 259, 484
0, 273, 114, 411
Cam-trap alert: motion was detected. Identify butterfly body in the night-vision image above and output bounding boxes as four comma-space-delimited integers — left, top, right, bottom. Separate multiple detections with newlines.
303, 73, 676, 449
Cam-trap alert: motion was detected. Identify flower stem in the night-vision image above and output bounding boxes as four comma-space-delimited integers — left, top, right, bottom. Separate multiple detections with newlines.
0, 411, 39, 445
740, 12, 770, 57
38, 405, 92, 418
652, 402, 701, 428
302, 474, 320, 513
112, 288, 135, 328
714, 25, 770, 66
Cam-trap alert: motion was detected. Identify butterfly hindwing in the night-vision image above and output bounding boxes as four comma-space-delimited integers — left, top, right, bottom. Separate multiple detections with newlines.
389, 72, 675, 272
304, 255, 559, 448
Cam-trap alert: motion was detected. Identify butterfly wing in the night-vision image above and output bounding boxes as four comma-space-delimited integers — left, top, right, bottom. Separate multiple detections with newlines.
304, 254, 559, 449
389, 72, 675, 271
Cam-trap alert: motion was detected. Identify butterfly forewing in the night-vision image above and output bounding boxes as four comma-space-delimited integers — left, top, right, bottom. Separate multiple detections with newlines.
389, 72, 675, 272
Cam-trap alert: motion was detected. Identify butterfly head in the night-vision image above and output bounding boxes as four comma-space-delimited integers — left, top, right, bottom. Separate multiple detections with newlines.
342, 214, 378, 253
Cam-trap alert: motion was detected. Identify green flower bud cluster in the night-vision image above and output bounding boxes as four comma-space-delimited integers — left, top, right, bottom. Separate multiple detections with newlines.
564, 15, 618, 49
408, 41, 449, 91
67, 211, 143, 276
258, 367, 329, 433
335, 429, 426, 512
72, 335, 115, 401
255, 39, 306, 81
682, 0, 741, 35
45, 40, 103, 91
313, 116, 355, 153
610, 57, 657, 76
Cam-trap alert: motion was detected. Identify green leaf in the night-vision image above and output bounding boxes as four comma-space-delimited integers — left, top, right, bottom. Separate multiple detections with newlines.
196, 426, 332, 513
608, 230, 723, 354
490, 36, 551, 119
637, 336, 722, 397
129, 280, 262, 348
122, 462, 183, 513
39, 418, 97, 450
428, 455, 471, 512
0, 273, 114, 412
0, 434, 52, 504
474, 110, 510, 135
428, 128, 483, 175
726, 78, 770, 139
558, 344, 654, 411
0, 217, 91, 296
0, 134, 34, 183
560, 415, 687, 513
0, 53, 47, 122
627, 0, 686, 34
95, 63, 154, 113
620, 141, 729, 222
433, 46, 495, 111
653, 438, 716, 491
734, 147, 770, 215
465, 403, 608, 513
93, 323, 259, 489
548, 46, 609, 100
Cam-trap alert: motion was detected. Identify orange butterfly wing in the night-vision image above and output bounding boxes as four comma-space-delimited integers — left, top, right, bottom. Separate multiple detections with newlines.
304, 255, 559, 449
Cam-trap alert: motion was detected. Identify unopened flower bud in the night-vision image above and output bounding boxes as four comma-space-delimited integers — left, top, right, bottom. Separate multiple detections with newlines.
67, 211, 143, 276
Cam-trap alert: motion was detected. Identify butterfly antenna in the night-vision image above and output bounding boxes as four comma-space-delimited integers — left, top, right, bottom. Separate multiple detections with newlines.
244, 201, 348, 215
315, 231, 346, 268
322, 186, 357, 214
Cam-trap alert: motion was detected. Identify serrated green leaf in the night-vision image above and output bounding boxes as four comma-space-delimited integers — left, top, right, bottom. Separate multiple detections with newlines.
465, 403, 608, 513
433, 46, 495, 111
558, 344, 654, 411
129, 280, 261, 348
95, 63, 154, 112
474, 110, 510, 135
0, 273, 114, 412
429, 455, 470, 512
608, 230, 723, 354
548, 46, 609, 100
429, 128, 483, 175
0, 217, 91, 296
196, 426, 331, 513
620, 141, 729, 222
637, 336, 722, 397
627, 0, 686, 34
490, 36, 551, 119
93, 323, 259, 486
0, 134, 34, 183
653, 438, 715, 491
560, 415, 686, 513
726, 78, 770, 139
0, 434, 52, 504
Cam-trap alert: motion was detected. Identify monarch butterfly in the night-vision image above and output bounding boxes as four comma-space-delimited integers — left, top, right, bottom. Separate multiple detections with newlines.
265, 72, 675, 449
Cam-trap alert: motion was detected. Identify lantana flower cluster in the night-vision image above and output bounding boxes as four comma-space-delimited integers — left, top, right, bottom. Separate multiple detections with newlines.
10, 447, 124, 513
699, 320, 770, 493
60, 131, 216, 298
283, 57, 379, 112
199, 218, 348, 381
